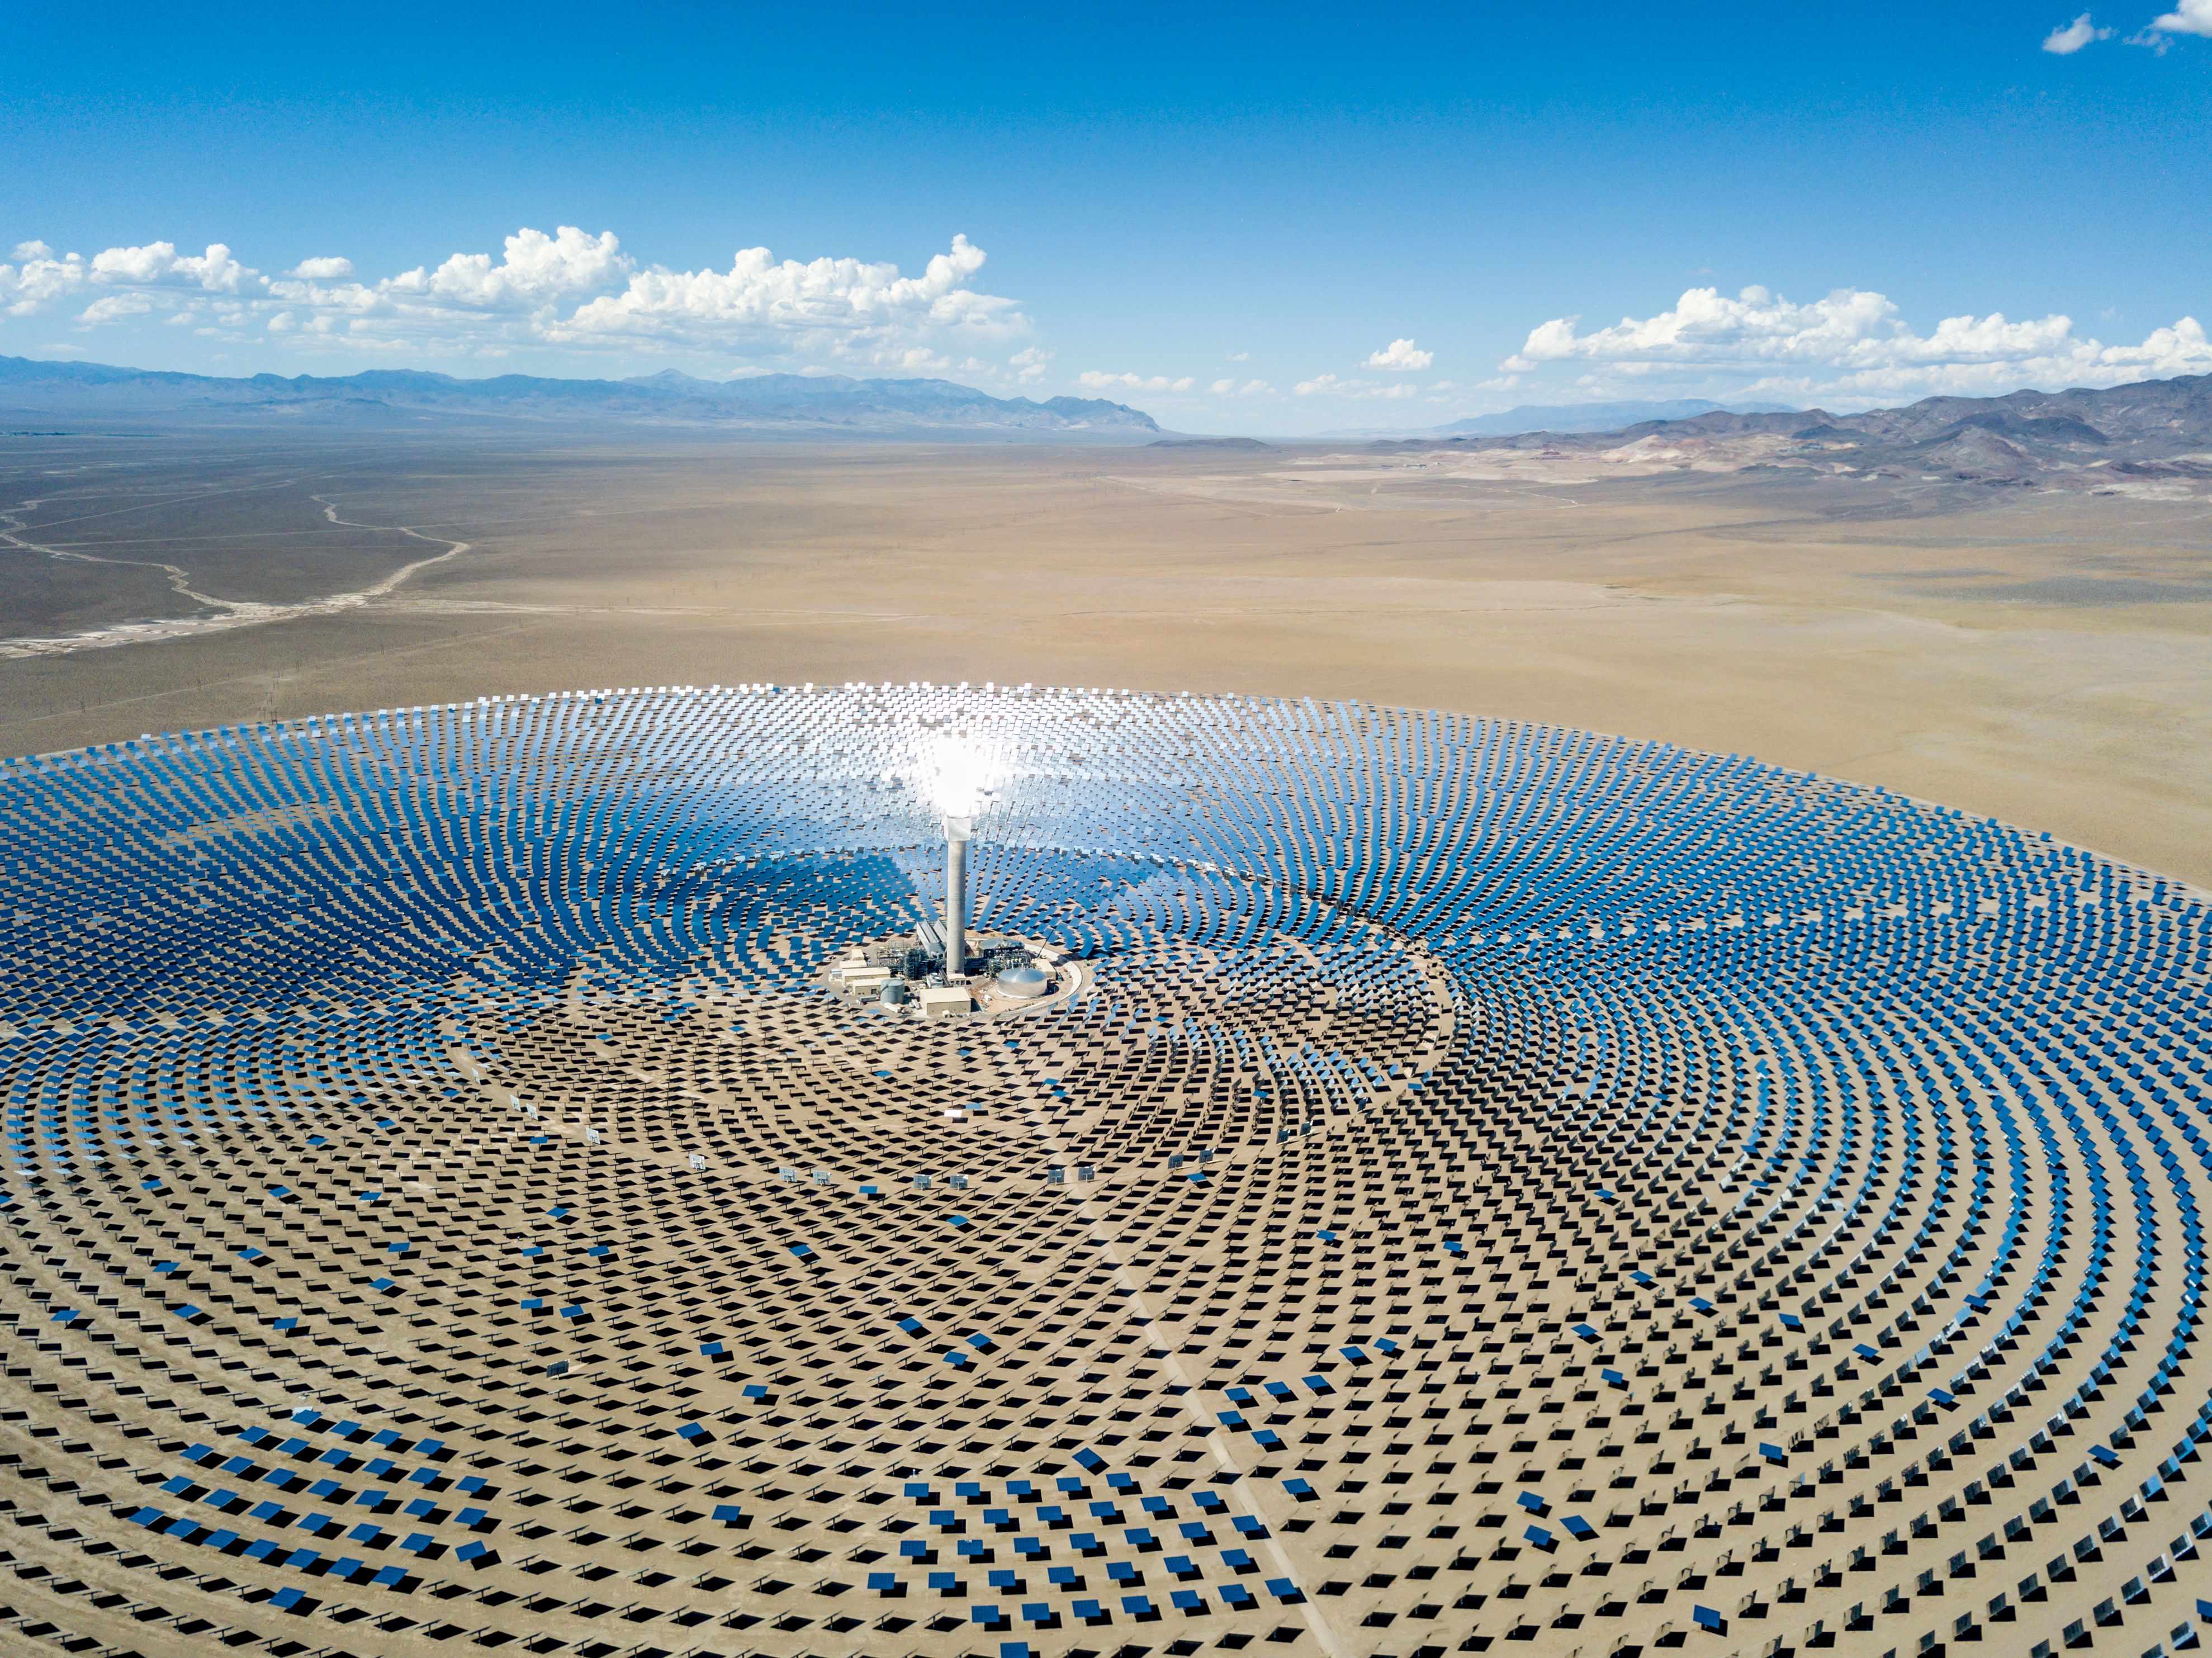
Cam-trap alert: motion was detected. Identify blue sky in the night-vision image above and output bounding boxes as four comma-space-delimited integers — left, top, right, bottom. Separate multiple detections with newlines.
3, 0, 2206, 433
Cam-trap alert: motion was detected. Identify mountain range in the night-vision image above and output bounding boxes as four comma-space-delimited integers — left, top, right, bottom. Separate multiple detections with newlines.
0, 356, 1161, 438
4, 353, 2206, 480
1369, 375, 2212, 489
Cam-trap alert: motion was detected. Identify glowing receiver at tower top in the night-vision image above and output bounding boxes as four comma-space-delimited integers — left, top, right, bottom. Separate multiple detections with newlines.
923, 737, 996, 978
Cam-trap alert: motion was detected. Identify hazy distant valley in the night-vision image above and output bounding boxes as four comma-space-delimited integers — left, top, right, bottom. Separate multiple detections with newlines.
9, 354, 2209, 484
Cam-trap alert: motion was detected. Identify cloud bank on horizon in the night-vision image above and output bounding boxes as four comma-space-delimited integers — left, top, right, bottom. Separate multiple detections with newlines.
1, 226, 2208, 423
1, 227, 1030, 382
1499, 285, 2211, 405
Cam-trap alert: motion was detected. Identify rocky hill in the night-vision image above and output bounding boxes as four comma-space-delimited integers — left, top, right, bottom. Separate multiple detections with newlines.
1432, 373, 2212, 489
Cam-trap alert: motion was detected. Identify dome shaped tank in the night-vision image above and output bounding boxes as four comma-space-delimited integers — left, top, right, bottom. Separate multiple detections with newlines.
996, 965, 1050, 999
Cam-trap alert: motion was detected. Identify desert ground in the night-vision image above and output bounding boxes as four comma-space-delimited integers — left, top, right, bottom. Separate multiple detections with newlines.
2, 429, 2208, 885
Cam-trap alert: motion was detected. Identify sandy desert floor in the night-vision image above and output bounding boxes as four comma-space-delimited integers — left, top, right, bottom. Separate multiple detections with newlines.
2, 430, 2208, 885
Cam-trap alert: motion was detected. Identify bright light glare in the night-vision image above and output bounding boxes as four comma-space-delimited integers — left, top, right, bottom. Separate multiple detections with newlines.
922, 736, 997, 818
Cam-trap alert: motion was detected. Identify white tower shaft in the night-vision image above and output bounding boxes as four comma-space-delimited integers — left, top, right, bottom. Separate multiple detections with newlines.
943, 812, 973, 977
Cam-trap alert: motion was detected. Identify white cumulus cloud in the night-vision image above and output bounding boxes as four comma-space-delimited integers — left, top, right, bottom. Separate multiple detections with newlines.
2138, 0, 2212, 39
556, 234, 1022, 358
1500, 283, 2212, 402
88, 241, 256, 292
1079, 371, 1195, 392
0, 225, 1032, 375
382, 226, 631, 309
1292, 373, 1418, 399
1, 241, 258, 321
1363, 337, 1434, 371
2043, 11, 2113, 49
1209, 377, 1276, 396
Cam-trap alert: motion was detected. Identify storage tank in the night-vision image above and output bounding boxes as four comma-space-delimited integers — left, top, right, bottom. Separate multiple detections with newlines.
997, 965, 1050, 999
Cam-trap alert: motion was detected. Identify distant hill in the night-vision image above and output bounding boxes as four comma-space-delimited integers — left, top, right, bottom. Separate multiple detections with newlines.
1317, 398, 1798, 440
1365, 373, 2212, 490
1146, 435, 1276, 450
1427, 397, 1799, 437
0, 356, 1162, 438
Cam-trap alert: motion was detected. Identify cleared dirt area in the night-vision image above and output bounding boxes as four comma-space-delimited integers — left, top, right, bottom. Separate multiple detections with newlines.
2, 430, 2207, 884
